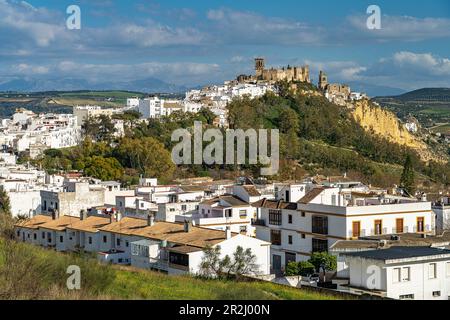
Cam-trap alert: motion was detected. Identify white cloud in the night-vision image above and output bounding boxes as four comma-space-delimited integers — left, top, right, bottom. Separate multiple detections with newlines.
10, 60, 221, 85
15, 63, 49, 75
346, 14, 450, 42
206, 8, 326, 45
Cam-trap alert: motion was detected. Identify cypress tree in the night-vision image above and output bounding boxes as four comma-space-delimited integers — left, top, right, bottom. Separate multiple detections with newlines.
400, 154, 416, 195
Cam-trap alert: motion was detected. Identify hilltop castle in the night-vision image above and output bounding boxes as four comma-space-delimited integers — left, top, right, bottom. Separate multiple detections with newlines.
237, 58, 310, 84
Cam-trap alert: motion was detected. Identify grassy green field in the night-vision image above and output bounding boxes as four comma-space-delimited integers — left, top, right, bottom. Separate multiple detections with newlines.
0, 239, 341, 300
431, 124, 450, 134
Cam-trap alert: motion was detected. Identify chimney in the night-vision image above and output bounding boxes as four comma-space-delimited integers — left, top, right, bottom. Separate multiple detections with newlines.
184, 220, 191, 233
225, 226, 232, 240
109, 213, 115, 224
51, 210, 56, 220
147, 214, 155, 227
80, 210, 86, 221
116, 211, 122, 222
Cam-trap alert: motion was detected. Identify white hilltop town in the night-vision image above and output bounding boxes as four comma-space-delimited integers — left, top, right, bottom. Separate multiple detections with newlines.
2, 58, 450, 300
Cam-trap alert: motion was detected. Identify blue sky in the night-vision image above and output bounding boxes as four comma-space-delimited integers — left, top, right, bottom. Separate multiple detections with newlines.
1, 0, 450, 92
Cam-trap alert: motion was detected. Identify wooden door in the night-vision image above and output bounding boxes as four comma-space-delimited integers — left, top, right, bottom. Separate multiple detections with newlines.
374, 220, 382, 235
352, 221, 361, 238
417, 217, 424, 232
396, 219, 404, 233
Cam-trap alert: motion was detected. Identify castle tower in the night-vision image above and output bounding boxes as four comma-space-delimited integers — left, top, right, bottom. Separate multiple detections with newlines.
255, 58, 265, 78
318, 70, 328, 90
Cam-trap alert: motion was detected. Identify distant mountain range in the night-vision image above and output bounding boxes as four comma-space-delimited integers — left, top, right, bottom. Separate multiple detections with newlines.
0, 77, 188, 94
346, 81, 406, 97
372, 88, 450, 126
376, 88, 450, 102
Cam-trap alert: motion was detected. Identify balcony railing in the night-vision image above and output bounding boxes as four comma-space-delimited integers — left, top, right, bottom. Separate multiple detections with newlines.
251, 219, 266, 227
348, 225, 431, 237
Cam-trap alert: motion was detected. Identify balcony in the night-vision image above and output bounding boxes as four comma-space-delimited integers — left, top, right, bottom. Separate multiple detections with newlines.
348, 225, 431, 238
251, 219, 266, 227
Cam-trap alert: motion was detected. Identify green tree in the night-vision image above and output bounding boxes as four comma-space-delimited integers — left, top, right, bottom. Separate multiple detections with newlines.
285, 261, 315, 276
297, 261, 316, 276
115, 137, 175, 180
199, 245, 259, 279
84, 156, 124, 181
84, 115, 116, 143
309, 252, 337, 272
0, 187, 11, 218
400, 154, 416, 195
285, 261, 300, 276
198, 245, 230, 279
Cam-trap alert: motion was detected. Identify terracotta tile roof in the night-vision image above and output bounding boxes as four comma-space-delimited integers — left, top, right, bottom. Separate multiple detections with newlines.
251, 198, 297, 210
98, 216, 147, 235
38, 215, 81, 231
66, 216, 111, 233
201, 195, 248, 207
15, 215, 52, 229
242, 185, 261, 197
99, 217, 235, 248
298, 187, 325, 204
168, 245, 203, 254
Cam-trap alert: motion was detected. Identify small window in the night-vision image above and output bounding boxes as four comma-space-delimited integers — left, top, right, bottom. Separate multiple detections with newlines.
17, 230, 20, 237
270, 230, 281, 246
399, 294, 414, 300
402, 267, 410, 282
42, 232, 45, 239
117, 239, 121, 246
393, 268, 401, 283
88, 237, 92, 244
239, 226, 247, 233
288, 214, 293, 224
33, 233, 37, 240
288, 235, 293, 245
103, 235, 107, 243
429, 263, 437, 279
181, 205, 187, 211
126, 241, 129, 247
433, 291, 441, 297
301, 211, 305, 217
59, 236, 63, 243
301, 233, 306, 239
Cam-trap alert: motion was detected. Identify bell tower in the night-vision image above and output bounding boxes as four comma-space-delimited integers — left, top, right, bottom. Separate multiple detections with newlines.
255, 58, 265, 79
318, 70, 328, 90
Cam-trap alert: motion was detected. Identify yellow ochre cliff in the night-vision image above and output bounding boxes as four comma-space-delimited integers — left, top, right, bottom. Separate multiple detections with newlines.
351, 99, 444, 163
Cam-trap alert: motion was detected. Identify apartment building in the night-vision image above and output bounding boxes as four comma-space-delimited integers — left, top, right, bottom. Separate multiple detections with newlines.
15, 213, 271, 276
253, 186, 433, 273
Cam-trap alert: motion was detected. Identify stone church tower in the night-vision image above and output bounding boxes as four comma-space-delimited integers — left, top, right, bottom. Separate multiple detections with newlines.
318, 70, 328, 91
255, 58, 265, 78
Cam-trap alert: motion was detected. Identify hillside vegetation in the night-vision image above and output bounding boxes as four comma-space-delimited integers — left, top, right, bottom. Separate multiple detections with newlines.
0, 239, 339, 300
21, 86, 450, 189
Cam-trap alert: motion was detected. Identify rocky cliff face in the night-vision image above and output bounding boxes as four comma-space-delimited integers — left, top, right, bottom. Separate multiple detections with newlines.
350, 99, 445, 163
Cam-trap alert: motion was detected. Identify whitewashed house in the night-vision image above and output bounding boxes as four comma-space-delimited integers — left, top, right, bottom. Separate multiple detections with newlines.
195, 195, 256, 236
433, 196, 450, 233
341, 246, 450, 300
